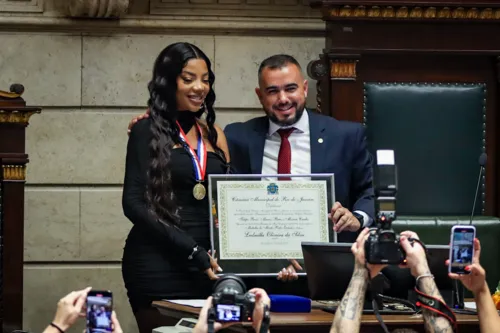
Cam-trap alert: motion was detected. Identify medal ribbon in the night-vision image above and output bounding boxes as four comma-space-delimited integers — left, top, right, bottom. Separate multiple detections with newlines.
176, 121, 207, 182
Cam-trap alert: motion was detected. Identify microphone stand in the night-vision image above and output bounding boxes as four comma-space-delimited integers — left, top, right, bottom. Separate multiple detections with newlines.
207, 308, 216, 333
469, 166, 484, 224
452, 280, 464, 310
457, 156, 485, 309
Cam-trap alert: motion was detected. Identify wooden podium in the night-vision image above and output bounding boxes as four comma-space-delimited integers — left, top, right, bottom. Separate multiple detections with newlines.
0, 84, 40, 333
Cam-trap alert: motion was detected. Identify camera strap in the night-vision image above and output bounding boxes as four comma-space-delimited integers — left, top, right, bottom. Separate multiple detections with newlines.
367, 273, 391, 333
366, 237, 432, 333
207, 307, 217, 333
414, 286, 458, 331
259, 304, 271, 333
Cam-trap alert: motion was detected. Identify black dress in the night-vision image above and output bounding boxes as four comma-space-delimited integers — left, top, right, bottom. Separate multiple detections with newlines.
121, 117, 229, 312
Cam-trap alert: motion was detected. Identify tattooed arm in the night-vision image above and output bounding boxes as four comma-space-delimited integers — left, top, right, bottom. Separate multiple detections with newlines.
416, 274, 453, 333
330, 228, 387, 333
399, 231, 453, 333
330, 263, 368, 333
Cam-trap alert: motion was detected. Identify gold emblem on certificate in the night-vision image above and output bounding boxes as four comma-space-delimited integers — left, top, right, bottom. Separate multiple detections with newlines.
193, 183, 206, 200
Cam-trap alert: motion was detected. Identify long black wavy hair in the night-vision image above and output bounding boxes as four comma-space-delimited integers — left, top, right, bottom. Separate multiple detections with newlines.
146, 42, 221, 227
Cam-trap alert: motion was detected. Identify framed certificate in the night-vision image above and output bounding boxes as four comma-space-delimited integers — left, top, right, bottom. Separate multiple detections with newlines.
208, 174, 335, 276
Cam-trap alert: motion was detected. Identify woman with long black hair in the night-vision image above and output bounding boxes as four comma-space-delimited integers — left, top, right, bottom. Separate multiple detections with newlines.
121, 42, 230, 333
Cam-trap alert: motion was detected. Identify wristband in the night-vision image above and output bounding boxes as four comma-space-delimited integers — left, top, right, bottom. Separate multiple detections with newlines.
50, 323, 65, 333
416, 273, 434, 286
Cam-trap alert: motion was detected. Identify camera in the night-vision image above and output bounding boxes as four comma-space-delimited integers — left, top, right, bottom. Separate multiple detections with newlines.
365, 150, 407, 265
211, 274, 255, 323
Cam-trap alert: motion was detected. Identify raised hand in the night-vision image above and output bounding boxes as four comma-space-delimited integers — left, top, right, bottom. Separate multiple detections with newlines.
447, 238, 485, 294
330, 201, 361, 233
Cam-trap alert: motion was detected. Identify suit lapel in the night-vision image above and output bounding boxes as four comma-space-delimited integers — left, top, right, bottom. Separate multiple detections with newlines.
249, 117, 268, 173
309, 110, 327, 173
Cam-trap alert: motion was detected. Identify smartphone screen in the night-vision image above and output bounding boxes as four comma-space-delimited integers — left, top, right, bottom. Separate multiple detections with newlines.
86, 290, 113, 333
215, 304, 241, 322
449, 226, 475, 274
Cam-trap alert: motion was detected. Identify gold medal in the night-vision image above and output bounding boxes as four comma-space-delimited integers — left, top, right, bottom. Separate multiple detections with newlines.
176, 120, 207, 200
193, 183, 206, 200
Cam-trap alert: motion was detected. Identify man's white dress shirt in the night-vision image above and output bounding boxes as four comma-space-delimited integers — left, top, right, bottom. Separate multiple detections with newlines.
260, 111, 370, 227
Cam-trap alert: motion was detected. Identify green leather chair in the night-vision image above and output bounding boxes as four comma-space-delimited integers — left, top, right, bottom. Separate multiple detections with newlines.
363, 82, 500, 296
363, 82, 486, 216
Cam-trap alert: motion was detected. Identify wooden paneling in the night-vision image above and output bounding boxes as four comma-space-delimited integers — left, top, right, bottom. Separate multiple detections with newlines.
0, 85, 40, 332
309, 1, 500, 216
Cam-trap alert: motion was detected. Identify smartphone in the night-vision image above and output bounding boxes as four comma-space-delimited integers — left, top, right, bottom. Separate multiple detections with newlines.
448, 226, 476, 274
86, 290, 113, 333
215, 304, 241, 322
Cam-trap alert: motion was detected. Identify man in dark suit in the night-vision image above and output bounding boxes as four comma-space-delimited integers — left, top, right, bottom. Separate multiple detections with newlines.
223, 54, 375, 282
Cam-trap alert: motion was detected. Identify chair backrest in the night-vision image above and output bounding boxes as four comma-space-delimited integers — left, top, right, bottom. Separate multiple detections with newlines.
363, 82, 486, 216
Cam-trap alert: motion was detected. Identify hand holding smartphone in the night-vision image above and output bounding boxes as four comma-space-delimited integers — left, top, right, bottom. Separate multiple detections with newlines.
86, 290, 113, 333
448, 226, 476, 275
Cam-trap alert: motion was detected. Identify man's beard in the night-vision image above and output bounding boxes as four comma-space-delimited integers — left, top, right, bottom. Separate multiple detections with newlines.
266, 103, 306, 127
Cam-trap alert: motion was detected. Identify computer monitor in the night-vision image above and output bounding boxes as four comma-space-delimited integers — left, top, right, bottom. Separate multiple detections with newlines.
301, 241, 452, 302
301, 242, 354, 301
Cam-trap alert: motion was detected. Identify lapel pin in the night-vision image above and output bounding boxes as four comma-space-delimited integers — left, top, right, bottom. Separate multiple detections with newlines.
318, 138, 324, 143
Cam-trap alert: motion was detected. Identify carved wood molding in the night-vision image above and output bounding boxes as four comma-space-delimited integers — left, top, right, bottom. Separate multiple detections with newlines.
2, 165, 26, 181
0, 0, 43, 13
0, 110, 40, 123
317, 4, 500, 21
150, 0, 319, 18
330, 58, 358, 80
308, 59, 328, 81
0, 84, 41, 124
67, 0, 129, 18
307, 59, 329, 113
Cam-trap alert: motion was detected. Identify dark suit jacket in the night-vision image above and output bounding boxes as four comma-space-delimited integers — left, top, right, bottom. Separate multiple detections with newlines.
224, 110, 375, 243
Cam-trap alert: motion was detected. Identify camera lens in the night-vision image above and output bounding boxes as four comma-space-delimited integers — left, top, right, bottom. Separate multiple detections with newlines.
212, 274, 247, 295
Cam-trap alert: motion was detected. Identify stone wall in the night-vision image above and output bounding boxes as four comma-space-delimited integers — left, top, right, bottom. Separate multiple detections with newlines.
0, 1, 324, 332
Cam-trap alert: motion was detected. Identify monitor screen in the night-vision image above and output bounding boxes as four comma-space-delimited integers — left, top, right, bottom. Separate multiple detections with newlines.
301, 241, 452, 301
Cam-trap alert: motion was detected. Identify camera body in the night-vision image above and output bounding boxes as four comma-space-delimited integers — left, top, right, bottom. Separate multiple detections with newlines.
365, 151, 406, 265
211, 275, 255, 323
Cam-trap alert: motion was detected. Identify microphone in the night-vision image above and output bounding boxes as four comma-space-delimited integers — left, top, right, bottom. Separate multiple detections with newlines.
470, 153, 487, 225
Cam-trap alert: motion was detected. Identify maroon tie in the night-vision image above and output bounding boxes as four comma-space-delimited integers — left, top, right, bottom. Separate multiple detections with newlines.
277, 128, 295, 180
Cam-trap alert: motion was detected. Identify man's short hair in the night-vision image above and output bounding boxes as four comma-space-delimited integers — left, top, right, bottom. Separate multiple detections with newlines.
258, 54, 302, 80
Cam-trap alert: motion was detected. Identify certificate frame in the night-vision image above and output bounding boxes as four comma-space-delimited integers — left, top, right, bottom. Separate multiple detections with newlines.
207, 173, 336, 277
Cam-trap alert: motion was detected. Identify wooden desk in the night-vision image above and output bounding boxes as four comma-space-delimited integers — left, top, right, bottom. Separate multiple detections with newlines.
153, 300, 480, 333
